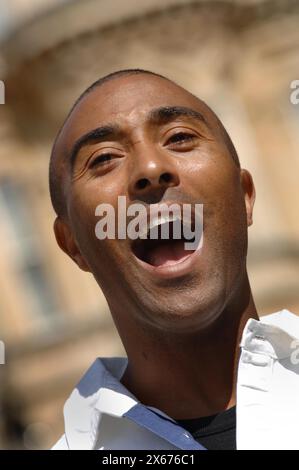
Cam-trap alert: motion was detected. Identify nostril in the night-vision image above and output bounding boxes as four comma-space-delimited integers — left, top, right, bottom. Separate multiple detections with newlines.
136, 178, 149, 190
135, 172, 177, 191
159, 172, 172, 184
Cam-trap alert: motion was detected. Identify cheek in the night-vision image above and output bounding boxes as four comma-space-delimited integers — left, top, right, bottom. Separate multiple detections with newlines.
181, 156, 246, 246
68, 179, 129, 263
180, 151, 241, 206
69, 177, 127, 226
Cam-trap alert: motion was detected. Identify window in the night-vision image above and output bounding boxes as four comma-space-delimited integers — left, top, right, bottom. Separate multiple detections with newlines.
0, 178, 57, 321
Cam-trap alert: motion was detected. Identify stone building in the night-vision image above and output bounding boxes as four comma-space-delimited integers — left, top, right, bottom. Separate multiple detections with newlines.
0, 0, 299, 448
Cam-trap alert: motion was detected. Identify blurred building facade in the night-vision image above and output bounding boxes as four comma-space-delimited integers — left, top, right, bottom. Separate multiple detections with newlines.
0, 0, 299, 449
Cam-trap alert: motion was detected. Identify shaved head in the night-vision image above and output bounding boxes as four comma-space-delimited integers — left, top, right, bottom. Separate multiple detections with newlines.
49, 69, 240, 218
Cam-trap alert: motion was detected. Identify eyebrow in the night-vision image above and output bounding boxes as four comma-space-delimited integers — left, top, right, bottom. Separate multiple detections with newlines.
148, 106, 208, 127
69, 125, 121, 169
69, 105, 209, 170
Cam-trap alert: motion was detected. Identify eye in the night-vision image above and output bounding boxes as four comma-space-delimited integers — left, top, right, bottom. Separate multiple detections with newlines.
166, 132, 197, 146
89, 153, 114, 168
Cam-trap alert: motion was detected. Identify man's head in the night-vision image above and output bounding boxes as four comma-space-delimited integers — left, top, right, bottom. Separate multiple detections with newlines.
50, 69, 255, 334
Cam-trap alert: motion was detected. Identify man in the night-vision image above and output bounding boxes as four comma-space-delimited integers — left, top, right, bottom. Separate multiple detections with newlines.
49, 69, 299, 450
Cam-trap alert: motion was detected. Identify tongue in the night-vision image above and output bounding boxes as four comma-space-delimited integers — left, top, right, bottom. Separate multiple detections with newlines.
148, 241, 194, 267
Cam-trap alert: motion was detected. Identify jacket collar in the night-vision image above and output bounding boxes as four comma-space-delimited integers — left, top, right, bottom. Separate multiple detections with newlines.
240, 309, 299, 360
63, 357, 135, 449
63, 309, 299, 449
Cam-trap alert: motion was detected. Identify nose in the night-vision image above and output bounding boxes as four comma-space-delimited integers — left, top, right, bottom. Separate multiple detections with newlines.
128, 148, 180, 202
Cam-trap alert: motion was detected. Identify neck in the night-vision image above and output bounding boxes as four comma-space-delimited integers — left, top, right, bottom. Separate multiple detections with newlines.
114, 277, 258, 420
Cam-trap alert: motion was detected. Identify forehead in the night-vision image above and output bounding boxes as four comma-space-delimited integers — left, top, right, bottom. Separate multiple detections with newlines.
58, 74, 216, 151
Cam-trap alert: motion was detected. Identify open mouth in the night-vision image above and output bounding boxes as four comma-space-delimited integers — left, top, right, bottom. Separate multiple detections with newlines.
132, 217, 197, 268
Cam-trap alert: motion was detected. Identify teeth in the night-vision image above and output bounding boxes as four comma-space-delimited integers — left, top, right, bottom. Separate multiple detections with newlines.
149, 214, 181, 231
138, 214, 182, 239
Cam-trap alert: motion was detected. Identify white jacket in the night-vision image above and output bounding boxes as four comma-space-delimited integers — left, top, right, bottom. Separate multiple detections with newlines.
52, 309, 299, 450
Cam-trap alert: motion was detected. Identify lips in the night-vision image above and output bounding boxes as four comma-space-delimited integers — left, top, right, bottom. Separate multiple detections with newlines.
130, 204, 202, 277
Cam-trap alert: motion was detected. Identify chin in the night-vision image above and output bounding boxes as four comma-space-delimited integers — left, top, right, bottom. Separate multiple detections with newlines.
136, 288, 224, 334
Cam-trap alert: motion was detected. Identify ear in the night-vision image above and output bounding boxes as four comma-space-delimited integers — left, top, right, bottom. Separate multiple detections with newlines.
53, 217, 91, 272
240, 169, 256, 227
